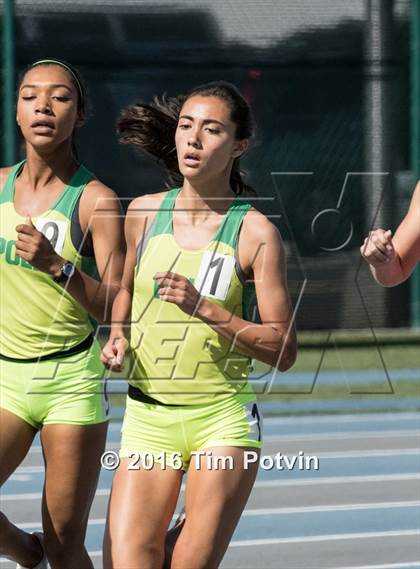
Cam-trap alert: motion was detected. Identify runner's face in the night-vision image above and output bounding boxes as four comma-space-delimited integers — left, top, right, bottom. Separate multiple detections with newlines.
16, 65, 81, 151
175, 95, 246, 182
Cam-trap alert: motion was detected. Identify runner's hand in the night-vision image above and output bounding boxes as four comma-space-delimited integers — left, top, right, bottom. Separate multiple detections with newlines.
15, 216, 63, 276
154, 271, 202, 316
360, 229, 396, 267
101, 336, 128, 371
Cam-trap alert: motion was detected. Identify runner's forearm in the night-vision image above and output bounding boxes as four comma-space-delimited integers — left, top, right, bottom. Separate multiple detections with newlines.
197, 298, 296, 371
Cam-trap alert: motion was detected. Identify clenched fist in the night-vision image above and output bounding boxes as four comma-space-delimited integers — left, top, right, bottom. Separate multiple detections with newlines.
15, 215, 63, 276
360, 229, 396, 267
101, 336, 128, 372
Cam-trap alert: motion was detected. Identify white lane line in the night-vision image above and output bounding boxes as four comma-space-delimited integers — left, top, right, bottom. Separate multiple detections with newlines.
3, 473, 420, 501
2, 532, 420, 564
9, 466, 42, 474
264, 430, 420, 442
228, 529, 420, 546
253, 473, 420, 487
7, 501, 420, 533
8, 500, 420, 529
0, 488, 110, 501
25, 429, 420, 454
265, 449, 420, 459
3, 553, 420, 565
333, 562, 420, 569
242, 501, 420, 515
11, 518, 106, 529
67, 530, 420, 558
260, 412, 420, 425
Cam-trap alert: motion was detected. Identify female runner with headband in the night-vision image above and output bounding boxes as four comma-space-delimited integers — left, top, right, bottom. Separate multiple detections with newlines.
102, 81, 297, 568
0, 59, 124, 568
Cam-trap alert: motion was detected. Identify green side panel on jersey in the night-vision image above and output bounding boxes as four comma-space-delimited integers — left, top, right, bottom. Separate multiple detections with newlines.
50, 165, 94, 219
148, 188, 181, 239
212, 200, 252, 249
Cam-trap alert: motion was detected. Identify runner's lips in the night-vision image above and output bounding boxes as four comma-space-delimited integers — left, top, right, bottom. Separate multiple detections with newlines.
184, 152, 201, 161
31, 120, 55, 129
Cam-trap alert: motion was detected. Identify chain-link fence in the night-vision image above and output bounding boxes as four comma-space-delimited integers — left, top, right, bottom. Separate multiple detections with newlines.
2, 0, 418, 330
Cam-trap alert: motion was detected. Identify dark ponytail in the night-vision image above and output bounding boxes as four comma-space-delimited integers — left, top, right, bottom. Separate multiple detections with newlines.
230, 158, 256, 197
117, 95, 184, 186
117, 81, 256, 195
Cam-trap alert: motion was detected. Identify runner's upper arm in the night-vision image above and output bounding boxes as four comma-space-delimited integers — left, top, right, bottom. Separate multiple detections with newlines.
249, 216, 293, 332
120, 192, 167, 293
78, 180, 125, 285
393, 181, 420, 280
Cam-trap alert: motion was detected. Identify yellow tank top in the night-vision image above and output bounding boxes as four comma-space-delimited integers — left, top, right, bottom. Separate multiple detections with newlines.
0, 160, 97, 359
129, 188, 257, 405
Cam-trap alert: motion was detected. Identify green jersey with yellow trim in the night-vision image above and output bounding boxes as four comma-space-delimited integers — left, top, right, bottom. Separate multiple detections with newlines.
0, 160, 97, 359
129, 188, 257, 405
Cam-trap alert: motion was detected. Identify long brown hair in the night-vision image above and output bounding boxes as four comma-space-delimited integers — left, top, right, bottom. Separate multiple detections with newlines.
117, 81, 256, 195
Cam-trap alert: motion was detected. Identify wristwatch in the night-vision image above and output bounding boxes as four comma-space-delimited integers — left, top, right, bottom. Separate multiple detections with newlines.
54, 261, 76, 284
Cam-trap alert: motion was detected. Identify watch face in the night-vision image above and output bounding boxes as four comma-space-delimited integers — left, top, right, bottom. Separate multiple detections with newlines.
63, 262, 75, 278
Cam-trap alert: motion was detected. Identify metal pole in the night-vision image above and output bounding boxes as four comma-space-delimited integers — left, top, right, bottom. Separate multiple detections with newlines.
410, 0, 420, 328
364, 0, 396, 326
364, 0, 395, 231
2, 0, 16, 166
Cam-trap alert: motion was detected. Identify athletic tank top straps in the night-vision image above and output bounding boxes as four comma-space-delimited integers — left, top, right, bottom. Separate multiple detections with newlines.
129, 188, 257, 406
0, 160, 98, 360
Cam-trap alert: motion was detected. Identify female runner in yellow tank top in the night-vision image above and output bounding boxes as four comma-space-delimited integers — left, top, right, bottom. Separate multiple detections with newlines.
0, 60, 124, 568
101, 81, 297, 568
